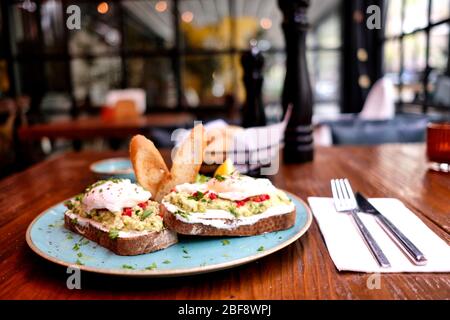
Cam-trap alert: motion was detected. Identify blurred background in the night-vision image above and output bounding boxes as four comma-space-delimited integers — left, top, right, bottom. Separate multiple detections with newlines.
1, 0, 450, 177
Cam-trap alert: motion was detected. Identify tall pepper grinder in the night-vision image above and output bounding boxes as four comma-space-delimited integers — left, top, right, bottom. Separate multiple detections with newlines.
278, 0, 314, 163
241, 42, 266, 128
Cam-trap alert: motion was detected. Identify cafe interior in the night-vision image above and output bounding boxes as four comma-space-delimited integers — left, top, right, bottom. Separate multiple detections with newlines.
0, 0, 448, 177
0, 0, 449, 300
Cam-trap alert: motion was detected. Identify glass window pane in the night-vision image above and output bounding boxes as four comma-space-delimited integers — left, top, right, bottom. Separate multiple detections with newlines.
402, 32, 426, 104
429, 24, 449, 71
179, 0, 231, 50
308, 12, 341, 49
41, 0, 65, 54
385, 0, 402, 37
403, 0, 429, 33
182, 55, 236, 106
69, 2, 121, 56
262, 53, 285, 105
403, 32, 426, 72
233, 0, 283, 50
123, 0, 175, 50
308, 51, 340, 103
126, 58, 177, 108
384, 40, 401, 74
71, 57, 122, 107
431, 0, 450, 23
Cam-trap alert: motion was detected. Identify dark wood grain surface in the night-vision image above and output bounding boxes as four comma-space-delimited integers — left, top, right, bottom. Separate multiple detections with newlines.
0, 144, 449, 299
18, 113, 195, 141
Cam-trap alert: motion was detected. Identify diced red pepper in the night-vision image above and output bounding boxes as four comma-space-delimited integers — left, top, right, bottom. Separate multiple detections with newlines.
249, 194, 270, 202
236, 200, 246, 207
138, 202, 147, 209
208, 192, 218, 200
122, 207, 132, 216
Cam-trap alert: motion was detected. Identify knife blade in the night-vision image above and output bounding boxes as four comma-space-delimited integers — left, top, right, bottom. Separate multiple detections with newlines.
355, 192, 427, 266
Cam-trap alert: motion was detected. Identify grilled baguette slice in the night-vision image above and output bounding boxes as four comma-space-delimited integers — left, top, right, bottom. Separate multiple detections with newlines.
64, 212, 178, 256
161, 205, 296, 237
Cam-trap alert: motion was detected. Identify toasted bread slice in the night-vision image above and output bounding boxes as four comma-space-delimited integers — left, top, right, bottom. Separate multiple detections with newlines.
130, 135, 169, 196
64, 212, 177, 256
161, 205, 296, 237
155, 124, 206, 202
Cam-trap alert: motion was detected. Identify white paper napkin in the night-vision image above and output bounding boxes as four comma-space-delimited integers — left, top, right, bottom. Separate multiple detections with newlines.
307, 197, 450, 273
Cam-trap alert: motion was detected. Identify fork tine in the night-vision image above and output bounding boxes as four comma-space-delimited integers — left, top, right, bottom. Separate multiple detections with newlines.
334, 179, 342, 201
343, 179, 355, 200
337, 179, 348, 207
330, 179, 339, 209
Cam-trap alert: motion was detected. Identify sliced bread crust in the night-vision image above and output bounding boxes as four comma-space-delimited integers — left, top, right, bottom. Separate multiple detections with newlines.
161, 205, 296, 236
64, 213, 178, 256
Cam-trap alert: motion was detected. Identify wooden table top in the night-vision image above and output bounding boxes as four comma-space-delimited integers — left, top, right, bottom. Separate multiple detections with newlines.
18, 113, 195, 141
0, 144, 449, 299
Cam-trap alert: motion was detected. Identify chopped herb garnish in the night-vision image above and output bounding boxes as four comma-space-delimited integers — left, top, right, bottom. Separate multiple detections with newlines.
257, 246, 265, 252
215, 174, 226, 181
122, 264, 135, 270
48, 224, 54, 228
188, 191, 205, 201
145, 263, 157, 270
140, 209, 153, 221
182, 248, 189, 254
162, 260, 171, 264
109, 228, 119, 240
81, 239, 90, 246
77, 252, 83, 258
76, 259, 84, 266
64, 200, 74, 210
183, 256, 191, 259
72, 243, 80, 251
66, 234, 73, 240
174, 210, 189, 219
228, 206, 238, 217
70, 218, 78, 225
221, 239, 230, 246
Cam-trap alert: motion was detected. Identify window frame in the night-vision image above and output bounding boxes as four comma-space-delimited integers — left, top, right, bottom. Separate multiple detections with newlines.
4, 0, 342, 115
382, 0, 450, 113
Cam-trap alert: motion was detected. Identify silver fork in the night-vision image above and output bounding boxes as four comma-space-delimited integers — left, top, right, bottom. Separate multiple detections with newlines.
331, 179, 391, 268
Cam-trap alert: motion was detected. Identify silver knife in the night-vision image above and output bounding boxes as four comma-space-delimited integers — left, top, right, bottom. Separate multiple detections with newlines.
355, 192, 428, 266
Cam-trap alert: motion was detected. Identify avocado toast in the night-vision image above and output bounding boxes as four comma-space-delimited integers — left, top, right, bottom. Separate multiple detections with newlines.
64, 179, 177, 256
161, 174, 296, 236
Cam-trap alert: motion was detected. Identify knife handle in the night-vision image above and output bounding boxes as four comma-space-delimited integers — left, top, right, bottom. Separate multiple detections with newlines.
376, 215, 428, 266
351, 211, 391, 268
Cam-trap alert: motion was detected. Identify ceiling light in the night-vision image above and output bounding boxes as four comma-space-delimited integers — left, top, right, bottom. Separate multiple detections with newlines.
260, 18, 272, 30
155, 1, 167, 13
97, 2, 109, 14
181, 11, 194, 23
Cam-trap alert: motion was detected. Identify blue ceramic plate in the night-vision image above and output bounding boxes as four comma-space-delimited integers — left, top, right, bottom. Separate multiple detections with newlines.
26, 192, 312, 277
90, 158, 136, 181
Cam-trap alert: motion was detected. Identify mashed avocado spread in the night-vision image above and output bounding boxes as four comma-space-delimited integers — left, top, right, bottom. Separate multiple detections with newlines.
64, 179, 164, 233
164, 175, 292, 218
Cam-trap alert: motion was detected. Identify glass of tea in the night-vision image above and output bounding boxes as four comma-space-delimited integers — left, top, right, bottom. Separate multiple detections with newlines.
426, 122, 450, 172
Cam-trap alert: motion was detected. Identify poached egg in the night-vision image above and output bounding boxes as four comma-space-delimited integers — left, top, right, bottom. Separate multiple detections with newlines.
82, 179, 151, 213
207, 175, 277, 201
